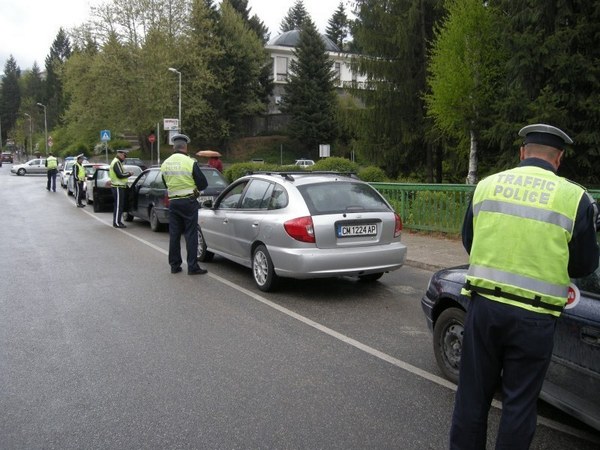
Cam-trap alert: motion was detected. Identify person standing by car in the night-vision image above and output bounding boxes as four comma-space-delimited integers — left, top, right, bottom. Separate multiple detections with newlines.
45, 152, 58, 192
109, 149, 133, 228
207, 155, 223, 172
450, 124, 599, 449
161, 134, 208, 275
73, 154, 87, 208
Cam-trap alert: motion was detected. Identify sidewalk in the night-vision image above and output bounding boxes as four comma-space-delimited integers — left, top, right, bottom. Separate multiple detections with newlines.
401, 231, 469, 272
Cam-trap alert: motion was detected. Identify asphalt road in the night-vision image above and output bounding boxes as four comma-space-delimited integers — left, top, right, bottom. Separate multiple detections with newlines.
1, 167, 599, 449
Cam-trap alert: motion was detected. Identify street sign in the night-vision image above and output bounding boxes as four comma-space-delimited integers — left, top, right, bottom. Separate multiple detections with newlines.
148, 134, 156, 143
163, 119, 179, 131
48, 136, 53, 147
100, 130, 111, 142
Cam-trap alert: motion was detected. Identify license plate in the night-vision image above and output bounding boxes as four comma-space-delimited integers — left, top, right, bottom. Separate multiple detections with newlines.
337, 224, 377, 237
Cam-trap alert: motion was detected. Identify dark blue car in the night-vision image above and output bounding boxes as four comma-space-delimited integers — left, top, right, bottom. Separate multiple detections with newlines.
421, 264, 600, 431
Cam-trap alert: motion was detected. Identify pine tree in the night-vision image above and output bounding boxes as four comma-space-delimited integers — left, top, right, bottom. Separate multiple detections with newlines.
325, 2, 349, 50
279, 0, 310, 33
44, 28, 72, 129
281, 19, 338, 156
0, 56, 22, 146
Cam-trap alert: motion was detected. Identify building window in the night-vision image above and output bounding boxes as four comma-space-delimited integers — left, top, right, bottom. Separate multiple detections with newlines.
275, 56, 288, 82
334, 62, 341, 86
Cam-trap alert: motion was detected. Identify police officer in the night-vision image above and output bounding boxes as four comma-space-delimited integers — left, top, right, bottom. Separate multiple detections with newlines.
161, 134, 208, 275
110, 149, 133, 228
450, 124, 599, 449
73, 154, 86, 208
45, 152, 58, 192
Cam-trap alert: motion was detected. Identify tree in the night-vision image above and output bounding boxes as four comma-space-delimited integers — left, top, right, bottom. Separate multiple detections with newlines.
325, 2, 349, 50
279, 0, 310, 33
281, 19, 339, 156
44, 28, 72, 129
426, 0, 507, 184
0, 56, 22, 146
347, 0, 443, 179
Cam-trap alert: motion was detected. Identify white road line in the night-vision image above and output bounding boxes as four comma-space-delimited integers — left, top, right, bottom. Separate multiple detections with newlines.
86, 210, 600, 444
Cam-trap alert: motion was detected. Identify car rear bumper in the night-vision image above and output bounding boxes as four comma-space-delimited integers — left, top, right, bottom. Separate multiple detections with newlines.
269, 242, 407, 279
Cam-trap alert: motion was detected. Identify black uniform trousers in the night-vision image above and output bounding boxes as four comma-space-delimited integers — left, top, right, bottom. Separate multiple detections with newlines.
168, 197, 200, 272
112, 187, 126, 226
450, 293, 556, 450
74, 180, 85, 206
46, 169, 57, 191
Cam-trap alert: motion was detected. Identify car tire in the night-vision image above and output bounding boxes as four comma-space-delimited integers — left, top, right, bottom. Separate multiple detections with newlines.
17, 168, 25, 176
197, 228, 214, 262
123, 212, 133, 222
149, 207, 164, 232
252, 244, 278, 292
358, 272, 384, 282
433, 307, 465, 385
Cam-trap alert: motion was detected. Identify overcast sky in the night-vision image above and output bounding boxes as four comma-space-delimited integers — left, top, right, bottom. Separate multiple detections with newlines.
0, 0, 349, 72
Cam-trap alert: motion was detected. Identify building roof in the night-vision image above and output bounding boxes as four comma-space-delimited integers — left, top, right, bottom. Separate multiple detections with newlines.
267, 30, 341, 53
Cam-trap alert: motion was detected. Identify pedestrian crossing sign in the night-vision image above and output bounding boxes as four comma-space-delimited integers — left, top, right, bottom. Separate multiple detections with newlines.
100, 130, 111, 142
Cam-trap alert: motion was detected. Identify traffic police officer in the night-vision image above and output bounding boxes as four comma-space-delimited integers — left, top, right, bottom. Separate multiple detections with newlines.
450, 124, 599, 449
73, 154, 87, 207
161, 134, 208, 275
45, 152, 58, 192
109, 149, 133, 228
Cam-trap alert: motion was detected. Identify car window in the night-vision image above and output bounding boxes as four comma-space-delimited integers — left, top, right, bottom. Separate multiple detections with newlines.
298, 181, 391, 215
218, 181, 249, 209
576, 257, 600, 297
241, 179, 272, 209
150, 171, 165, 189
201, 168, 228, 188
268, 184, 288, 210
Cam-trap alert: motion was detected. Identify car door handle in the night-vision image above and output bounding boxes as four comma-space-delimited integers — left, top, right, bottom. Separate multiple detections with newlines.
581, 327, 600, 346
223, 219, 229, 224
252, 222, 259, 228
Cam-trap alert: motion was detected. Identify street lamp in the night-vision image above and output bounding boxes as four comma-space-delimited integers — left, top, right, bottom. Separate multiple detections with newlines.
23, 113, 32, 156
36, 102, 48, 155
168, 67, 182, 132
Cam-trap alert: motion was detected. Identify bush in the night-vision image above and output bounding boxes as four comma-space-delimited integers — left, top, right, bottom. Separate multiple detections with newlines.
224, 162, 281, 182
312, 157, 359, 173
359, 166, 388, 182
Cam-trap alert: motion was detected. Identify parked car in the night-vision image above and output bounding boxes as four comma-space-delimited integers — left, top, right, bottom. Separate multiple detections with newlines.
1, 152, 13, 163
421, 265, 600, 431
86, 164, 143, 212
11, 158, 47, 175
59, 157, 89, 188
124, 166, 229, 231
124, 157, 147, 171
294, 159, 315, 167
67, 163, 106, 196
197, 171, 407, 291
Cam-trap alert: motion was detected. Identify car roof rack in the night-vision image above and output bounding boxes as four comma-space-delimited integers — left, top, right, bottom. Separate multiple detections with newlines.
245, 170, 359, 181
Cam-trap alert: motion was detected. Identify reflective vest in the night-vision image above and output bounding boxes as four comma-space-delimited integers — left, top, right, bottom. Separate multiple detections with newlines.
74, 161, 85, 181
109, 157, 127, 188
463, 165, 584, 317
46, 156, 58, 170
161, 153, 197, 199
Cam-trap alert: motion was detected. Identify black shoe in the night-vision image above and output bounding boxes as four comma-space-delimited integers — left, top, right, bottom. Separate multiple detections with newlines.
188, 267, 208, 275
77, 204, 85, 208
113, 223, 126, 228
171, 267, 183, 274
117, 223, 127, 228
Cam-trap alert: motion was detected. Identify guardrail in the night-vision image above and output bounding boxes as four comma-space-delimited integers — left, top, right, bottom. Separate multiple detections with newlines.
372, 183, 600, 235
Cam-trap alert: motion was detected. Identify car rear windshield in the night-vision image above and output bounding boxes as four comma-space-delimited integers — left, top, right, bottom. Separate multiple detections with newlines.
298, 181, 392, 215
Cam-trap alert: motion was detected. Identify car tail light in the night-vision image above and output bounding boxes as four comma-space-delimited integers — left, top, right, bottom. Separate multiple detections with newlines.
394, 213, 403, 238
284, 216, 315, 243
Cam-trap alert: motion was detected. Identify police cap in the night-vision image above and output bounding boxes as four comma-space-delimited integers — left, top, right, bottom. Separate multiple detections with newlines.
518, 123, 573, 150
116, 149, 129, 154
76, 153, 85, 160
171, 133, 190, 144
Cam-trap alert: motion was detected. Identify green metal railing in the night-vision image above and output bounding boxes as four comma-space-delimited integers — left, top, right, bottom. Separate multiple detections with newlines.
372, 183, 600, 235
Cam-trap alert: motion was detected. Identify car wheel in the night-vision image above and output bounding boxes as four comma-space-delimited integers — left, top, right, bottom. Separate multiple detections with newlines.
123, 212, 133, 222
93, 198, 101, 213
17, 168, 25, 176
197, 228, 214, 262
252, 244, 278, 292
433, 307, 465, 385
149, 207, 164, 232
358, 272, 384, 282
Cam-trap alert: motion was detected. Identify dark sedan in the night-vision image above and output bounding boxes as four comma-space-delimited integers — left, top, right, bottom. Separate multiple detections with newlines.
124, 166, 228, 231
421, 264, 600, 431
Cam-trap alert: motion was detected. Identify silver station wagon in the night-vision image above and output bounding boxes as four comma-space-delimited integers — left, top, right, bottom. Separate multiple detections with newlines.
197, 171, 407, 291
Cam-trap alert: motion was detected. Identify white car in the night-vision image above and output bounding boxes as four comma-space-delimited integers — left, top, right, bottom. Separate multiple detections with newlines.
85, 164, 143, 212
294, 159, 315, 167
11, 158, 47, 175
67, 163, 104, 196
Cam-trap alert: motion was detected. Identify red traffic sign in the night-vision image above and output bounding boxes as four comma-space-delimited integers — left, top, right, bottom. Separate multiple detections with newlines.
148, 134, 156, 143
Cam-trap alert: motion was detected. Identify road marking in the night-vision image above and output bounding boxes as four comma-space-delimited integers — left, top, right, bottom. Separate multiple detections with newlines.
84, 210, 600, 444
